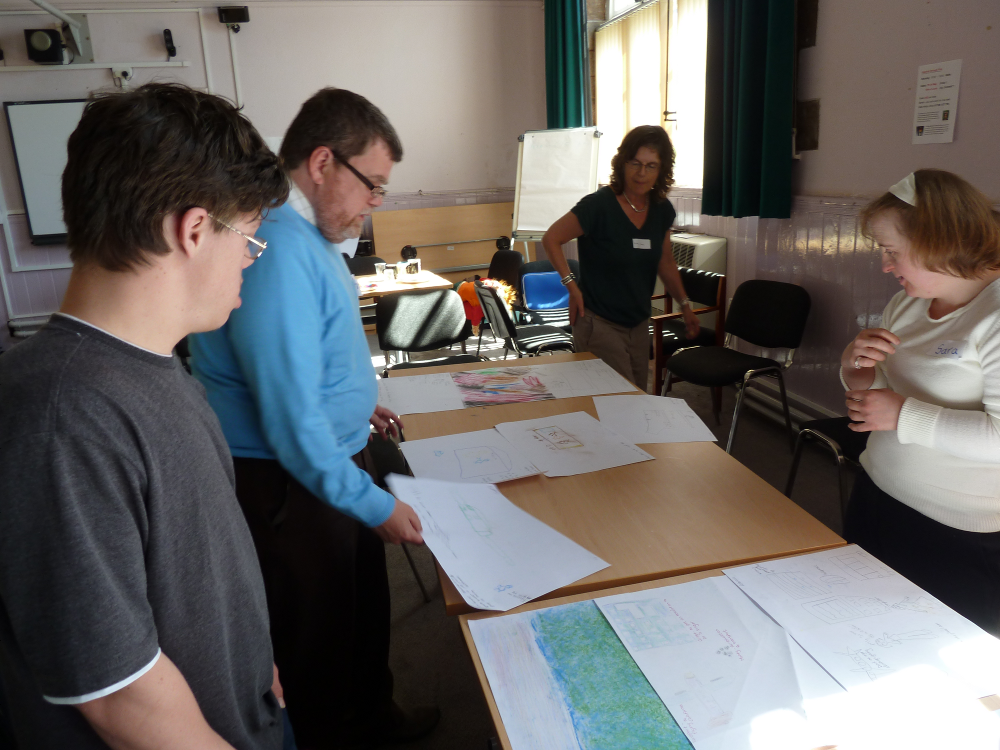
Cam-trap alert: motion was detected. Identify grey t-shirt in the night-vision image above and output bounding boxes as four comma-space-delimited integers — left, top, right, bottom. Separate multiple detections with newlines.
0, 316, 281, 749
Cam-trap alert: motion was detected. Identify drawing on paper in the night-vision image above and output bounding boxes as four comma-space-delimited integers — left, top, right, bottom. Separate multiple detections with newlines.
455, 446, 513, 478
459, 503, 514, 566
601, 599, 699, 651
676, 672, 733, 728
836, 646, 893, 682
833, 552, 892, 580
531, 425, 584, 450
471, 601, 693, 750
803, 596, 893, 624
451, 367, 555, 407
767, 572, 829, 599
891, 595, 944, 615
863, 630, 937, 649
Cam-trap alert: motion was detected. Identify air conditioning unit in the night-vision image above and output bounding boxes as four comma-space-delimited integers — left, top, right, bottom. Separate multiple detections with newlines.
654, 233, 727, 323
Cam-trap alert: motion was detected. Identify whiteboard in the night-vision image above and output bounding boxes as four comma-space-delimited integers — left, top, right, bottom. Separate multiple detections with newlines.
511, 126, 601, 240
4, 99, 87, 244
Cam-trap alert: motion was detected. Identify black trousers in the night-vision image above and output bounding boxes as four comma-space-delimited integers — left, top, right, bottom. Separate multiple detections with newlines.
233, 453, 392, 750
844, 470, 1000, 635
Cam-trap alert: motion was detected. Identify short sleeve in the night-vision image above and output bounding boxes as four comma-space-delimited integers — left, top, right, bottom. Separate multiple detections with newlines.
659, 196, 676, 230
570, 189, 606, 237
0, 432, 159, 702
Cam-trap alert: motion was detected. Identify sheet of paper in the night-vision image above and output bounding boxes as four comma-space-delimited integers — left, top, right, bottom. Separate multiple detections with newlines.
594, 395, 716, 444
468, 599, 694, 750
386, 475, 608, 611
594, 576, 844, 750
529, 358, 638, 398
494, 411, 654, 477
724, 545, 1000, 698
377, 373, 464, 415
399, 429, 540, 484
450, 366, 556, 408
912, 59, 961, 145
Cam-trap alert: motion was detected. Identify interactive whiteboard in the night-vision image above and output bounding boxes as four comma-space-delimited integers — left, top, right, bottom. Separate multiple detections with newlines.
511, 126, 601, 242
4, 99, 87, 244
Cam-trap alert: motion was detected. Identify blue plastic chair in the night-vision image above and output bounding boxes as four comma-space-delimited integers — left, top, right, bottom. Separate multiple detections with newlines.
521, 271, 571, 330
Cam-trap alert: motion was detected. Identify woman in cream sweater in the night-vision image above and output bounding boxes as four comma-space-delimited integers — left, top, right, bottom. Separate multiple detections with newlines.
842, 168, 1000, 634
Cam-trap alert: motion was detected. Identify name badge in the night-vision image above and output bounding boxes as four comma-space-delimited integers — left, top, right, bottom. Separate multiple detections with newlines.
632, 238, 652, 250
928, 340, 966, 359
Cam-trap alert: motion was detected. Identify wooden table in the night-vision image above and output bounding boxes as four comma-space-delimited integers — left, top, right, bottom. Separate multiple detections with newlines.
356, 270, 453, 299
390, 354, 845, 615
459, 569, 1000, 750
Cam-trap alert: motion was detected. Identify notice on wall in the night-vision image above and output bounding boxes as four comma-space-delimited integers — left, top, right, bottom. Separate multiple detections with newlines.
912, 59, 961, 145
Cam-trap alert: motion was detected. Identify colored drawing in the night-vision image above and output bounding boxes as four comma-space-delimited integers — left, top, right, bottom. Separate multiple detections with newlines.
471, 600, 693, 750
532, 426, 584, 450
455, 446, 513, 478
451, 367, 556, 407
601, 599, 698, 651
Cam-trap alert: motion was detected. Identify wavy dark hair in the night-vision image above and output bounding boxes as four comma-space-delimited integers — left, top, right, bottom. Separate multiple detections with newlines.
608, 125, 675, 202
63, 82, 288, 272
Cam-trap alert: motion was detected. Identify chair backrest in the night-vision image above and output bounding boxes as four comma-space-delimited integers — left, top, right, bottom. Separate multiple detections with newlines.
376, 289, 468, 352
487, 249, 524, 290
522, 272, 569, 311
474, 281, 516, 341
520, 258, 581, 283
679, 267, 724, 308
725, 279, 811, 349
345, 255, 385, 276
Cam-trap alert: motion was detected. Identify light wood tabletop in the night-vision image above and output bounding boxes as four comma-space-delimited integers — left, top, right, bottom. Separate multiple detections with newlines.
356, 270, 453, 299
390, 354, 845, 615
458, 569, 1000, 750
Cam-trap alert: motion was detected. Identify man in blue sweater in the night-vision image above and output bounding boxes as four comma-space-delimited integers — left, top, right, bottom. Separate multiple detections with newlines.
189, 89, 436, 749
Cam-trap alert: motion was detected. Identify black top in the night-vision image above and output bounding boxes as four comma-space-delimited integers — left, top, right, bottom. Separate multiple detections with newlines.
571, 186, 676, 327
0, 317, 281, 750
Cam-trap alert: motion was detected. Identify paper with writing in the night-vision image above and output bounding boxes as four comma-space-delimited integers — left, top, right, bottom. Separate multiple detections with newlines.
399, 429, 540, 484
594, 395, 716, 444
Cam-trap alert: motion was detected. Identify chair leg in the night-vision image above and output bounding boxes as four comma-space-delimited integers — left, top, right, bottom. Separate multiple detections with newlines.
710, 387, 722, 426
836, 457, 850, 530
401, 543, 431, 604
476, 330, 484, 357
775, 370, 796, 452
785, 430, 810, 497
726, 374, 755, 454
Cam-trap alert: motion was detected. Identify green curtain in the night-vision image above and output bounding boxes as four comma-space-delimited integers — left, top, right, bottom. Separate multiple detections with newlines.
545, 0, 588, 129
702, 0, 794, 219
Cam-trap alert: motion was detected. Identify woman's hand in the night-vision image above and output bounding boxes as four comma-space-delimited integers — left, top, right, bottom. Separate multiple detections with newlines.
845, 388, 906, 432
843, 328, 899, 371
568, 283, 586, 325
370, 405, 403, 440
681, 306, 701, 339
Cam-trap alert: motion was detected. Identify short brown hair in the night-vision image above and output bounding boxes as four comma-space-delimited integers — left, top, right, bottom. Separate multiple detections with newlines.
63, 83, 288, 272
609, 125, 675, 202
279, 88, 403, 171
860, 169, 1000, 279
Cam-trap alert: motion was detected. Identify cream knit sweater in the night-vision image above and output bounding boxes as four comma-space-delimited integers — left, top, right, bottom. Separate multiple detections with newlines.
852, 278, 1000, 533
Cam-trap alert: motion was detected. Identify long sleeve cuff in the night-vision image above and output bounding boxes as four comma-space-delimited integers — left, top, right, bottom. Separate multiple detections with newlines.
896, 397, 942, 447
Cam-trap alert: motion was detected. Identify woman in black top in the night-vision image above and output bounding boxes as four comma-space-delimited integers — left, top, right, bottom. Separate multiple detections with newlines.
542, 125, 699, 390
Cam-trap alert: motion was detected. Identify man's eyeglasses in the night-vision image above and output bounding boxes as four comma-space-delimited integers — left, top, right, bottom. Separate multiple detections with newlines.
333, 152, 387, 199
208, 214, 267, 260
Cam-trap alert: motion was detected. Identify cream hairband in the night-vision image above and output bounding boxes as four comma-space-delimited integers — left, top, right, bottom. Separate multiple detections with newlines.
889, 173, 917, 206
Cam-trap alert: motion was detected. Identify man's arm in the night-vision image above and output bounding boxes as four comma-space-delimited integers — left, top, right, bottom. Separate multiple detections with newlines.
77, 653, 234, 750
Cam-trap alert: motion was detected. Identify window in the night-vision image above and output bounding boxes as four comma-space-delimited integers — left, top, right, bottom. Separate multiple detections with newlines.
595, 0, 707, 188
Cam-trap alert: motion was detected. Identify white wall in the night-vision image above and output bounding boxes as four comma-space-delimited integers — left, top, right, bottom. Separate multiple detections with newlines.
0, 0, 547, 346
795, 0, 1000, 199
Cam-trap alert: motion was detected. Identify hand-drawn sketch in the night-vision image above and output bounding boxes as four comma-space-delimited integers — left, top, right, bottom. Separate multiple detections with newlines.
678, 673, 733, 728
803, 596, 893, 624
833, 551, 892, 580
766, 572, 829, 599
601, 599, 699, 651
891, 595, 944, 615
532, 426, 584, 450
470, 601, 694, 750
451, 367, 555, 407
863, 630, 937, 648
456, 446, 513, 478
836, 646, 893, 682
459, 502, 515, 566
593, 395, 716, 444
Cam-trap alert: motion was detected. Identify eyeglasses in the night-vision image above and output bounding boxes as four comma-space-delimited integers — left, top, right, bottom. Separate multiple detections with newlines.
625, 159, 661, 174
333, 152, 387, 199
208, 214, 267, 260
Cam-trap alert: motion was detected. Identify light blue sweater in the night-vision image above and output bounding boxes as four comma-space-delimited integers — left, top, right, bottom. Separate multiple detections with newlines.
189, 203, 394, 527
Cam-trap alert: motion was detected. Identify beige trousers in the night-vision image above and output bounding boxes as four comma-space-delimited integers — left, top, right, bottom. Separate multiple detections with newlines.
573, 311, 650, 392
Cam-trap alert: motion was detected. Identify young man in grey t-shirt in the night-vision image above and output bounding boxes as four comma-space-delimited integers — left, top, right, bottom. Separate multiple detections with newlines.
0, 83, 288, 749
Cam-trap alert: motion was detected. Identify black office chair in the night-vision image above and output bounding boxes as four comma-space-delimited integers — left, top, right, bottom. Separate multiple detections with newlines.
344, 254, 385, 276
652, 268, 727, 398
474, 281, 574, 358
517, 259, 582, 330
376, 289, 482, 377
666, 279, 811, 454
785, 417, 870, 527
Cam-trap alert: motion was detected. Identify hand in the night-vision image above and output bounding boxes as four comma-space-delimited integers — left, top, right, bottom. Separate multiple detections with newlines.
681, 306, 701, 339
568, 284, 586, 326
845, 388, 906, 432
370, 405, 403, 440
843, 328, 899, 371
374, 499, 424, 544
272, 664, 285, 709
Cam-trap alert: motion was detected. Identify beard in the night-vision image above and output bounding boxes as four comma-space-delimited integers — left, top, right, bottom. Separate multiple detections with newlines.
314, 195, 365, 244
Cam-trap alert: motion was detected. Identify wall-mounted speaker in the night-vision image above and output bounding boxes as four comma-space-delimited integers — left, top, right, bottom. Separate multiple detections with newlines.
24, 29, 65, 64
